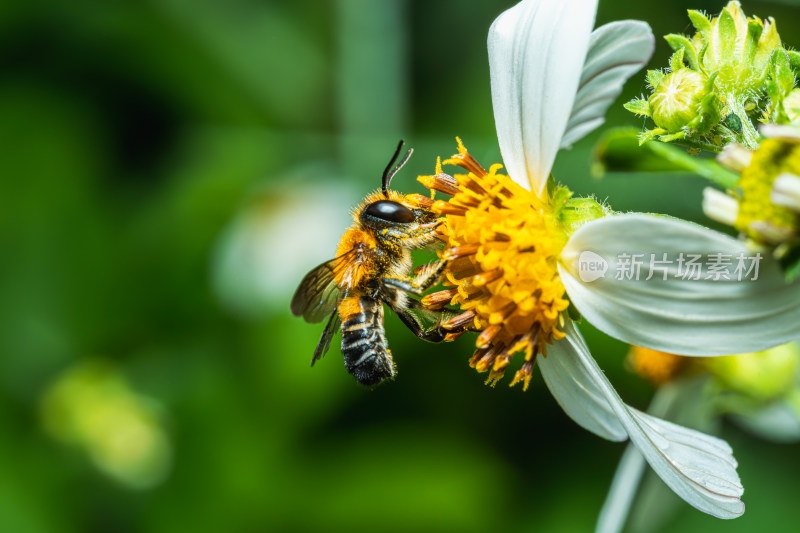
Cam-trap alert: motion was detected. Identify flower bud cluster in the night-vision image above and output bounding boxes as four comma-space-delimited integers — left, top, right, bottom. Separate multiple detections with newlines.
625, 1, 799, 151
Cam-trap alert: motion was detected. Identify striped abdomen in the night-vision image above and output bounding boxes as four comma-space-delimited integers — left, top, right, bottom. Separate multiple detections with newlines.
338, 295, 395, 386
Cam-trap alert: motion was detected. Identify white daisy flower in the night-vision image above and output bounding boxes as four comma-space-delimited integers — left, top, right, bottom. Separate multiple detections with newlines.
418, 0, 800, 520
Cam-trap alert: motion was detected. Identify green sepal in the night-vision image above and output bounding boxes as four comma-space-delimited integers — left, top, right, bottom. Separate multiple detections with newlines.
549, 184, 574, 214
665, 34, 700, 71
717, 8, 737, 62
772, 48, 796, 94
754, 19, 780, 70
647, 69, 665, 90
660, 131, 687, 143
688, 10, 712, 40
697, 42, 709, 66
743, 20, 763, 63
544, 173, 559, 199
669, 48, 686, 72
558, 196, 609, 236
624, 98, 651, 117
788, 50, 800, 75
638, 128, 667, 145
766, 48, 796, 123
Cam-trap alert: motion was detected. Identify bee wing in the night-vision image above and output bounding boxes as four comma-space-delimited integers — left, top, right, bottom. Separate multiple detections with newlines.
291, 247, 364, 323
312, 310, 342, 365
291, 259, 342, 323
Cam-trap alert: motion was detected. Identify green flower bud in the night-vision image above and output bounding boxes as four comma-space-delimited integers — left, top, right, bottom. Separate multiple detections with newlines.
691, 1, 781, 95
703, 343, 800, 402
648, 69, 719, 132
627, 1, 795, 151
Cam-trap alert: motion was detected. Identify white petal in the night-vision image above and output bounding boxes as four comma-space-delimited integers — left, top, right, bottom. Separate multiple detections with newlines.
541, 321, 744, 518
596, 379, 704, 533
560, 213, 800, 355
488, 0, 596, 194
771, 173, 800, 212
702, 187, 739, 227
539, 330, 626, 441
561, 21, 655, 149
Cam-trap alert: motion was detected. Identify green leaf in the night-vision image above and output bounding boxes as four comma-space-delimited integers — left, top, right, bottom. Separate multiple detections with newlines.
647, 69, 665, 89
624, 98, 651, 117
665, 34, 700, 71
688, 10, 712, 39
669, 48, 686, 72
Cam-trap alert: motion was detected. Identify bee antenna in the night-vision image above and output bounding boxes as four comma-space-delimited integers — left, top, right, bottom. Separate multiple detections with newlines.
382, 139, 414, 194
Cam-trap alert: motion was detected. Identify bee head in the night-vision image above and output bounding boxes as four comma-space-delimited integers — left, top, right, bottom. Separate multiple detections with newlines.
358, 140, 437, 231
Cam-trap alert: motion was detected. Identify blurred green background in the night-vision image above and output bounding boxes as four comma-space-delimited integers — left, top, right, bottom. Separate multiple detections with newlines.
2, 1, 799, 532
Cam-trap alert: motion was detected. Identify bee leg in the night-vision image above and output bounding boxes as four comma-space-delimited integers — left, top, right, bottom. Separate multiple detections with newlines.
383, 260, 446, 296
394, 308, 448, 343
394, 298, 473, 343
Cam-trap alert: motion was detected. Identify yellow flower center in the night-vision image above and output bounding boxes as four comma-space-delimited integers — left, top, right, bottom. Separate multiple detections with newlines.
735, 138, 800, 241
627, 346, 688, 386
418, 139, 570, 390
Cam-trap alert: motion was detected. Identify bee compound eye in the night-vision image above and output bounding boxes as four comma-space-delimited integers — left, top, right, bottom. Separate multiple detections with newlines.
363, 200, 415, 223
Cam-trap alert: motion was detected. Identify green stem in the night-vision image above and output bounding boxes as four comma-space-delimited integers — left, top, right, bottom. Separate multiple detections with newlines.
727, 97, 760, 150
645, 141, 739, 189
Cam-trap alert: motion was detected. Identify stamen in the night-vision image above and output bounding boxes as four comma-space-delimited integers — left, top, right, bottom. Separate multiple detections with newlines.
474, 342, 505, 373
421, 288, 458, 310
488, 232, 511, 242
472, 268, 504, 286
449, 264, 482, 281
418, 172, 460, 196
469, 347, 490, 368
442, 310, 477, 330
489, 301, 516, 324
447, 256, 479, 274
403, 193, 434, 209
443, 243, 481, 260
444, 137, 488, 177
433, 200, 468, 216
460, 175, 488, 196
509, 360, 536, 391
419, 140, 570, 389
475, 324, 502, 349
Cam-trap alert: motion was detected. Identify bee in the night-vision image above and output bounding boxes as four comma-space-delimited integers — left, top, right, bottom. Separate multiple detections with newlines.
291, 141, 454, 386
